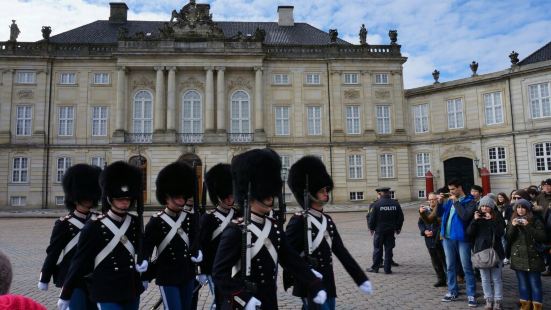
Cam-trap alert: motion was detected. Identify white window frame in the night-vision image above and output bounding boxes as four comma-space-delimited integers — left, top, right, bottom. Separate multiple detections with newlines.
343, 73, 359, 85
349, 191, 364, 201
16, 71, 36, 84
488, 146, 507, 174
305, 73, 320, 85
59, 72, 77, 85
348, 154, 363, 179
389, 191, 396, 199
346, 106, 361, 134
230, 90, 251, 134
12, 157, 29, 183
133, 90, 153, 134
375, 73, 389, 85
15, 105, 32, 136
10, 196, 26, 207
56, 157, 71, 183
447, 98, 464, 129
418, 190, 426, 199
93, 73, 110, 85
376, 105, 391, 134
272, 74, 290, 85
92, 106, 108, 136
484, 92, 504, 125
55, 196, 65, 206
528, 82, 551, 119
274, 106, 290, 136
307, 106, 322, 136
380, 153, 394, 178
416, 153, 431, 177
181, 90, 203, 134
534, 142, 551, 172
58, 106, 74, 136
91, 156, 105, 168
413, 104, 429, 133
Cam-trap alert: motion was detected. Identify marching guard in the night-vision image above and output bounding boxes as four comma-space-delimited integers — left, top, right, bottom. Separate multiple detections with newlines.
143, 161, 203, 309
212, 148, 327, 310
58, 161, 148, 310
197, 163, 237, 309
284, 155, 372, 309
38, 163, 102, 309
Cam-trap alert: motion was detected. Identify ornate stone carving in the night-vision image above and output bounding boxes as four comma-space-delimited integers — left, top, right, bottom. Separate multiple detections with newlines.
9, 20, 20, 42
168, 1, 224, 40
359, 24, 367, 45
509, 51, 519, 65
374, 89, 390, 99
228, 77, 252, 90
329, 29, 338, 43
17, 89, 34, 99
432, 69, 440, 84
117, 27, 129, 40
180, 77, 204, 90
41, 26, 51, 41
388, 30, 398, 45
132, 76, 154, 89
344, 89, 360, 99
470, 61, 478, 76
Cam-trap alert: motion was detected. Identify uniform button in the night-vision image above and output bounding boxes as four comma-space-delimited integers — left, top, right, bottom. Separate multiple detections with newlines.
105, 239, 109, 241
260, 273, 264, 276
319, 258, 323, 262
113, 262, 117, 265
130, 259, 134, 262
130, 265, 133, 269
258, 266, 263, 269
261, 280, 265, 284
114, 267, 119, 271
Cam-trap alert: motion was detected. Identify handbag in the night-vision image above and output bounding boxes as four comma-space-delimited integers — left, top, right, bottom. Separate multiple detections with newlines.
471, 230, 500, 269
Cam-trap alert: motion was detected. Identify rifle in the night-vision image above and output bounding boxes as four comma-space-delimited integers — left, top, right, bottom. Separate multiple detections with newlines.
275, 183, 287, 226
242, 182, 257, 299
200, 164, 207, 215
303, 175, 317, 268
136, 179, 145, 266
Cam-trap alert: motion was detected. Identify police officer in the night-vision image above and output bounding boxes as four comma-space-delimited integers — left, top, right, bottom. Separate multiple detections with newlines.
284, 156, 372, 309
212, 148, 327, 310
366, 187, 404, 274
143, 161, 203, 310
58, 161, 148, 310
38, 164, 101, 309
195, 163, 237, 309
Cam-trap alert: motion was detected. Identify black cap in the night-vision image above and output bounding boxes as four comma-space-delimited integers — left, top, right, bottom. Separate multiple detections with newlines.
287, 155, 333, 209
62, 163, 102, 210
375, 187, 391, 192
543, 178, 551, 186
156, 161, 195, 205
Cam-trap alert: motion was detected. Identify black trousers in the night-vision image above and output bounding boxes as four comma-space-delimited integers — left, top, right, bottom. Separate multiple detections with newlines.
372, 231, 395, 273
427, 242, 446, 282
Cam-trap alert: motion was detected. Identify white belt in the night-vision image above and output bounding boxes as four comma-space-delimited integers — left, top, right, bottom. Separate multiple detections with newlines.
56, 218, 84, 265
211, 209, 234, 240
232, 220, 277, 277
310, 215, 332, 252
155, 212, 188, 258
94, 216, 134, 269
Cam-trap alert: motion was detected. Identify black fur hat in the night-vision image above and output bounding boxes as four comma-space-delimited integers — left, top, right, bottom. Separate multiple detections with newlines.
232, 148, 282, 206
62, 163, 102, 210
155, 161, 195, 205
100, 161, 143, 211
205, 163, 232, 206
287, 156, 333, 208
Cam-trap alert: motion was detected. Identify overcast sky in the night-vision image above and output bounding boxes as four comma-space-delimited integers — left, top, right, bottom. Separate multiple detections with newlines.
1, 0, 550, 88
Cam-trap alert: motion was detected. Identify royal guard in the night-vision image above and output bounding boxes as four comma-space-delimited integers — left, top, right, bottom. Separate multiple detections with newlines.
284, 156, 372, 309
143, 161, 203, 309
196, 163, 237, 309
212, 148, 327, 310
38, 163, 102, 309
58, 161, 148, 310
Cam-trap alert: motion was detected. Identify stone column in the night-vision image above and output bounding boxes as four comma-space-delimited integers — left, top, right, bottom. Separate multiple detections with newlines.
216, 67, 226, 132
205, 67, 214, 132
166, 66, 177, 132
154, 66, 165, 132
254, 66, 264, 132
0, 70, 14, 142
115, 66, 127, 132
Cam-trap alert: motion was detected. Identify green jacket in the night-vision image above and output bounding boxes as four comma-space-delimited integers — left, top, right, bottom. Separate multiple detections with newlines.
506, 218, 547, 272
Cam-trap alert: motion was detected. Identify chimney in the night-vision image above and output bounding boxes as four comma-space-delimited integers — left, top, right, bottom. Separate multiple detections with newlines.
109, 2, 128, 23
277, 6, 294, 26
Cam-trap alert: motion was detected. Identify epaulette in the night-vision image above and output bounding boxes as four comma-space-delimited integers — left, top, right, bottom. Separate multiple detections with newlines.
96, 214, 106, 220
153, 211, 163, 217
207, 209, 216, 214
60, 214, 72, 221
232, 217, 244, 225
295, 212, 302, 216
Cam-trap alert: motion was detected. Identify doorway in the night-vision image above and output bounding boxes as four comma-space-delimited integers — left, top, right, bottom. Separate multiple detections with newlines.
178, 153, 203, 204
443, 157, 475, 193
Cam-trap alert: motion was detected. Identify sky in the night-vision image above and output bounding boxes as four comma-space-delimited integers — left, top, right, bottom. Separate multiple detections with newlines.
1, 0, 550, 88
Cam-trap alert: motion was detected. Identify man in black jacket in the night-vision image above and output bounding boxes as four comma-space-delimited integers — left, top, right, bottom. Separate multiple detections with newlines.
418, 192, 446, 287
367, 187, 404, 274
284, 155, 372, 309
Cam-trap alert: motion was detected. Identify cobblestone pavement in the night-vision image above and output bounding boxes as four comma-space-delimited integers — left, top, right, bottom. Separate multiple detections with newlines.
1, 206, 550, 309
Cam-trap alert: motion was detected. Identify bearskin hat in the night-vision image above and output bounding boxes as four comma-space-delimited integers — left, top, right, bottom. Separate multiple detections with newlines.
155, 161, 195, 205
205, 163, 232, 206
61, 163, 102, 210
100, 161, 143, 210
231, 148, 282, 206
287, 156, 333, 208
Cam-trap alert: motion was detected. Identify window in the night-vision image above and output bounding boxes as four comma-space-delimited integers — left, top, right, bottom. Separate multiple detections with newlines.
348, 155, 363, 179
274, 107, 290, 136
16, 106, 32, 136
534, 142, 551, 172
418, 190, 426, 199
528, 83, 551, 119
230, 91, 250, 134
344, 73, 359, 85
59, 72, 76, 85
447, 98, 464, 129
272, 74, 290, 85
10, 196, 26, 207
413, 104, 429, 133
55, 196, 65, 206
346, 106, 360, 134
92, 106, 108, 136
133, 90, 153, 133
380, 154, 394, 178
16, 71, 36, 84
375, 73, 389, 84
307, 106, 322, 135
488, 147, 507, 174
56, 157, 71, 183
389, 191, 396, 199
416, 153, 431, 177
12, 157, 28, 183
182, 90, 202, 134
484, 92, 504, 125
306, 73, 320, 85
93, 73, 110, 85
91, 156, 105, 168
376, 105, 391, 134
58, 106, 74, 136
280, 155, 291, 181
350, 192, 364, 201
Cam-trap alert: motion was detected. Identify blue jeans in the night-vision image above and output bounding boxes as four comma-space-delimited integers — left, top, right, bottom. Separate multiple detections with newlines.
442, 238, 476, 297
70, 287, 95, 309
96, 298, 139, 310
515, 270, 543, 302
302, 297, 336, 310
159, 280, 195, 310
480, 264, 503, 300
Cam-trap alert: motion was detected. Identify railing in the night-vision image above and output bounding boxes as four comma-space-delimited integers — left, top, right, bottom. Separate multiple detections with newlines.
0, 41, 117, 56
124, 133, 153, 143
264, 44, 402, 58
178, 133, 203, 144
227, 133, 253, 143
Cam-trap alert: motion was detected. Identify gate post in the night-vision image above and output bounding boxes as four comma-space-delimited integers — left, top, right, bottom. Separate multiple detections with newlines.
480, 167, 491, 194
425, 170, 434, 198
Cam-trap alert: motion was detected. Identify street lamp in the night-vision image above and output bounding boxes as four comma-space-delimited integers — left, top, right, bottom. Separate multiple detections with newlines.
474, 158, 481, 177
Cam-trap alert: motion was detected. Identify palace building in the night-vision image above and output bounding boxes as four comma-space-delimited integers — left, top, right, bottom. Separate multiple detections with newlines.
1, 1, 550, 208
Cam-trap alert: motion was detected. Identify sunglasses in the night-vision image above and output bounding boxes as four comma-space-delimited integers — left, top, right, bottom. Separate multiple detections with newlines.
512, 196, 521, 199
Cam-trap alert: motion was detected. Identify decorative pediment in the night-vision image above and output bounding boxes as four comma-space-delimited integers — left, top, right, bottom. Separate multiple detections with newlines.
344, 89, 360, 99
374, 89, 391, 99
168, 0, 224, 40
228, 77, 252, 90
132, 76, 154, 89
17, 89, 34, 99
180, 77, 204, 90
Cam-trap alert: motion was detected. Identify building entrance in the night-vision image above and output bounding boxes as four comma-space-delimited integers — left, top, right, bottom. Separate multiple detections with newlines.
444, 157, 475, 192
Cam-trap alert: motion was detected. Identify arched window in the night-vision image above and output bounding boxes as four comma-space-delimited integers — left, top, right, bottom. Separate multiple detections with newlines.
230, 90, 250, 133
133, 90, 153, 133
181, 90, 202, 133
